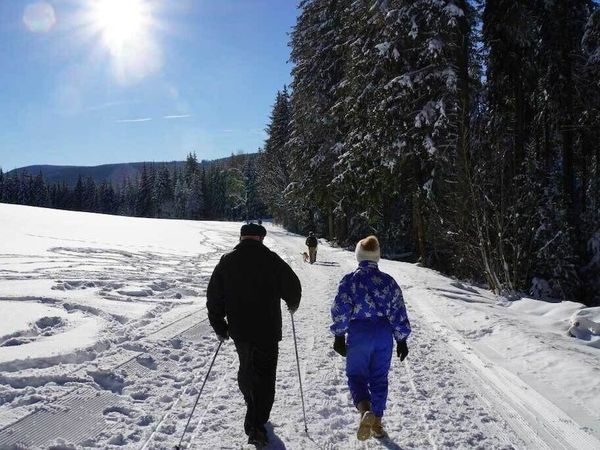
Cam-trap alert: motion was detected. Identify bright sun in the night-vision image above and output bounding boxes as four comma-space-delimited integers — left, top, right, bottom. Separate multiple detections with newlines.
91, 0, 149, 53
82, 0, 162, 84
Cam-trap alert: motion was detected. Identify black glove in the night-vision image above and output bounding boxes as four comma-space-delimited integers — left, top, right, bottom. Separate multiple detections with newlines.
396, 339, 408, 361
333, 335, 347, 357
288, 305, 298, 314
217, 331, 229, 342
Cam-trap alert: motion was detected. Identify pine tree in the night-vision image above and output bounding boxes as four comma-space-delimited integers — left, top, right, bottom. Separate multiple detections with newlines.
223, 168, 244, 220
483, 0, 538, 173
73, 176, 84, 211
258, 88, 293, 224
3, 173, 18, 204
527, 0, 594, 299
49, 182, 69, 210
539, 0, 592, 224
581, 7, 600, 234
212, 168, 228, 219
288, 0, 349, 237
82, 177, 97, 212
31, 172, 47, 207
200, 167, 211, 218
154, 165, 174, 217
98, 181, 116, 214
136, 164, 153, 217
424, 0, 485, 278
173, 172, 189, 219
120, 177, 137, 216
184, 152, 199, 184
244, 157, 264, 221
187, 171, 204, 219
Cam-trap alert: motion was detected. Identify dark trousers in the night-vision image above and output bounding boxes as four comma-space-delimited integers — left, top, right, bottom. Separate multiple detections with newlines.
308, 246, 317, 264
234, 340, 279, 435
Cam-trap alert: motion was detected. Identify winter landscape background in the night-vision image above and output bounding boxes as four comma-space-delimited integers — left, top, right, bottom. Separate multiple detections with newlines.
1, 0, 600, 448
3, 0, 600, 306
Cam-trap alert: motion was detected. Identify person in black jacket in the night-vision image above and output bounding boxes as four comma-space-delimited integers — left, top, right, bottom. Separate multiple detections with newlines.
305, 231, 318, 264
207, 223, 301, 447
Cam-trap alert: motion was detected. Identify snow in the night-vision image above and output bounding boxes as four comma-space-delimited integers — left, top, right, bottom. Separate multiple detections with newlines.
569, 307, 600, 347
0, 301, 66, 340
0, 300, 105, 369
375, 42, 391, 56
427, 38, 443, 55
443, 4, 465, 18
0, 203, 599, 449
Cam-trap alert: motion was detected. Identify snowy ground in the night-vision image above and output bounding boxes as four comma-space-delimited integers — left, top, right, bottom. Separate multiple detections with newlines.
0, 203, 599, 449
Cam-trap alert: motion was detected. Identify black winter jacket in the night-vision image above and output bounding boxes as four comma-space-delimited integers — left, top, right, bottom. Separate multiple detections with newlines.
206, 239, 301, 343
305, 236, 318, 248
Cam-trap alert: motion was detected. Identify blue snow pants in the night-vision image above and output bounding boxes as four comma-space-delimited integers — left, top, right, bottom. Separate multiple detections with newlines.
346, 318, 393, 417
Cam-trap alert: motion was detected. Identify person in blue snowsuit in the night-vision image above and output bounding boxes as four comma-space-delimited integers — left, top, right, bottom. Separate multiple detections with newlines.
330, 235, 411, 441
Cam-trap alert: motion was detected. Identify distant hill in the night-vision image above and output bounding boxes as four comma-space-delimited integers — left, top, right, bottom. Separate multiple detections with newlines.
7, 154, 256, 187
7, 162, 182, 187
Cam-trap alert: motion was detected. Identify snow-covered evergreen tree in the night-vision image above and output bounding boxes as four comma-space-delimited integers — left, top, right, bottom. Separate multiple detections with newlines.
136, 164, 153, 217
243, 157, 264, 221
98, 181, 116, 214
187, 171, 204, 220
258, 88, 293, 225
224, 167, 246, 220
288, 0, 349, 237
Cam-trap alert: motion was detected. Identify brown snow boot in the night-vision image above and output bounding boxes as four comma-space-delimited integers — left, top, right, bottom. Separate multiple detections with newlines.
372, 416, 387, 439
356, 400, 375, 441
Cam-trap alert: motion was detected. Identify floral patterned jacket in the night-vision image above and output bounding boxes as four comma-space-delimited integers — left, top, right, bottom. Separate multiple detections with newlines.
330, 260, 411, 342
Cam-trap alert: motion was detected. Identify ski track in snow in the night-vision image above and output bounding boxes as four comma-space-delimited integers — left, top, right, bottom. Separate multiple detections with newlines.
0, 205, 599, 449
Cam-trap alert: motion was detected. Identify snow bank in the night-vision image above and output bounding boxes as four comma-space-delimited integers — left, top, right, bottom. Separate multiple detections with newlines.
507, 297, 600, 347
569, 307, 600, 347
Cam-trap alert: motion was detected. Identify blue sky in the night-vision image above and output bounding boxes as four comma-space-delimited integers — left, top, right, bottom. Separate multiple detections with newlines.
0, 0, 298, 170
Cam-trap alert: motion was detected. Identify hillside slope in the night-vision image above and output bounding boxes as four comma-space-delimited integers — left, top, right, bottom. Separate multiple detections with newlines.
6, 153, 256, 187
9, 162, 182, 186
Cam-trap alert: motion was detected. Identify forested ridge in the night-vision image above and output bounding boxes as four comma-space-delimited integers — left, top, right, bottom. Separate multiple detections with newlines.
0, 153, 266, 222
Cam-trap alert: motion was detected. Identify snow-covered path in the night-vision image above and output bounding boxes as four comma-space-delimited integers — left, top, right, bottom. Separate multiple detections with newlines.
0, 204, 599, 449
176, 226, 600, 449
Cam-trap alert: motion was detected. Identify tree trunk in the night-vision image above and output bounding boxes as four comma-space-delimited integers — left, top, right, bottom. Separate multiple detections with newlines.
328, 200, 334, 241
413, 189, 427, 263
562, 97, 576, 226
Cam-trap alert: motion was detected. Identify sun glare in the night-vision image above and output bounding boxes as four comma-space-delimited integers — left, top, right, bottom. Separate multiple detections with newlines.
80, 0, 163, 85
92, 0, 147, 53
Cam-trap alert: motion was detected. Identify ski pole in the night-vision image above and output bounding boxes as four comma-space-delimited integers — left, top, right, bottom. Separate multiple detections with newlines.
175, 339, 223, 450
290, 312, 309, 433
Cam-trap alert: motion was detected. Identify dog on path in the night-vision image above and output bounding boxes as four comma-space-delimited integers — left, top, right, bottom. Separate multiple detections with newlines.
302, 251, 310, 263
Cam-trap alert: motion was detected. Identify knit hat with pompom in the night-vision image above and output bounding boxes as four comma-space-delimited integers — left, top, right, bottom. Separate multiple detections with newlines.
355, 235, 380, 263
